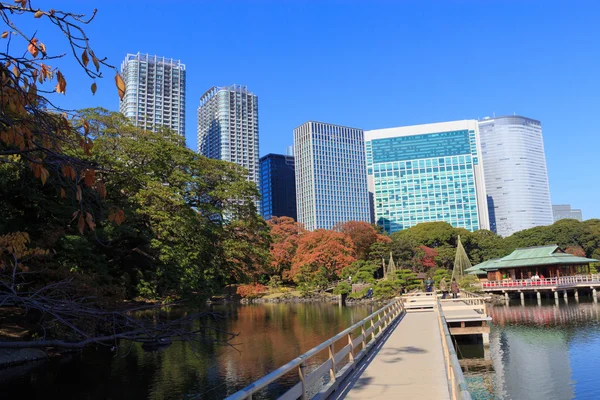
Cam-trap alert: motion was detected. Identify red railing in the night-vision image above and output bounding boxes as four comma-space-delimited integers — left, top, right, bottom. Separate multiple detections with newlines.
482, 274, 600, 289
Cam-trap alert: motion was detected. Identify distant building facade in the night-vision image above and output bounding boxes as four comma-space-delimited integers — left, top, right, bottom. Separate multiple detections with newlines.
260, 153, 297, 221
294, 121, 370, 230
365, 120, 489, 233
478, 116, 553, 236
552, 204, 583, 222
119, 53, 186, 136
197, 85, 259, 186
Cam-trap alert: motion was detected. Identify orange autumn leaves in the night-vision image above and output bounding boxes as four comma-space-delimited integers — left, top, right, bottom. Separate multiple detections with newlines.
0, 3, 128, 236
268, 218, 389, 283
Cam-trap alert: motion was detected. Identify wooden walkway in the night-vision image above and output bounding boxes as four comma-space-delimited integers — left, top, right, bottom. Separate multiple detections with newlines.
332, 310, 450, 400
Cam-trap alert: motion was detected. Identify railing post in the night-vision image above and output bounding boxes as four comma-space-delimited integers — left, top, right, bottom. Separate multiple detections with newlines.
298, 361, 307, 400
361, 321, 366, 351
328, 343, 336, 383
347, 332, 355, 363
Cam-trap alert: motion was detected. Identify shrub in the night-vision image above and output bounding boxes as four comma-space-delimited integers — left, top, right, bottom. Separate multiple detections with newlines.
268, 275, 282, 289
236, 283, 267, 299
348, 287, 369, 299
433, 268, 450, 286
395, 269, 422, 291
458, 275, 481, 293
334, 281, 352, 295
373, 280, 398, 298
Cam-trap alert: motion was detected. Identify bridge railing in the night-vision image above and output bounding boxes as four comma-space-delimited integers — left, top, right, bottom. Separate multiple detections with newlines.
482, 274, 600, 290
436, 299, 473, 400
225, 298, 405, 400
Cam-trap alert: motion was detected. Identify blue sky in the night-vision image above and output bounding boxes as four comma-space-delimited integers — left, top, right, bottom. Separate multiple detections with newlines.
14, 0, 600, 218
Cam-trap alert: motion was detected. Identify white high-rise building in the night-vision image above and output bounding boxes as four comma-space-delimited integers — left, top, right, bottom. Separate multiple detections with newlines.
552, 204, 583, 222
478, 116, 553, 236
197, 85, 259, 186
294, 121, 370, 231
119, 53, 186, 137
365, 120, 489, 233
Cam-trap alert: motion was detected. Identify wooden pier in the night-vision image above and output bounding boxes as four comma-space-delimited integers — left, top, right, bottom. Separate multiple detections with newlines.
227, 291, 490, 400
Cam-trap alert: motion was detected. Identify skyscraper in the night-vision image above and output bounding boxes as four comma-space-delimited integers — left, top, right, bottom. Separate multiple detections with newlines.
365, 120, 489, 233
294, 121, 370, 231
552, 204, 583, 222
479, 116, 553, 236
197, 85, 259, 186
260, 153, 297, 221
119, 53, 186, 136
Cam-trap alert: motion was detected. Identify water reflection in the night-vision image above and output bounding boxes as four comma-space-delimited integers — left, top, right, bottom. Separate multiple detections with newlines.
463, 300, 600, 400
0, 302, 373, 400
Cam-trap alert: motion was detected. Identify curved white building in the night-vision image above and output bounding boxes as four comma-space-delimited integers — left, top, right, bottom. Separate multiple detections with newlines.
478, 116, 553, 236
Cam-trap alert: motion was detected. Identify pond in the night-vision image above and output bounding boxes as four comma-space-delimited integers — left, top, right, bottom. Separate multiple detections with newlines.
2, 299, 599, 399
0, 302, 374, 400
461, 299, 600, 400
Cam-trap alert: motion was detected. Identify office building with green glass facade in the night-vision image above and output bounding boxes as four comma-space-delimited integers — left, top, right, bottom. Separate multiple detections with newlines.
365, 120, 489, 233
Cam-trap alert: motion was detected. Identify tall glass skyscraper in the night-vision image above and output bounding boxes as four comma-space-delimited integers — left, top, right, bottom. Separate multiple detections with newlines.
479, 116, 553, 236
197, 85, 259, 186
119, 53, 186, 136
294, 122, 370, 231
365, 120, 489, 233
259, 153, 297, 221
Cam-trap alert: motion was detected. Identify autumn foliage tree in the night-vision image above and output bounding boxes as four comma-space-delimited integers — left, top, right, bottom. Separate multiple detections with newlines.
0, 2, 126, 233
267, 216, 305, 279
336, 221, 389, 260
289, 230, 356, 287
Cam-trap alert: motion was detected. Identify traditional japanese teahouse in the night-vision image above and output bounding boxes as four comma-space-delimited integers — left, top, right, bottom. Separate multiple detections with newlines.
468, 245, 598, 281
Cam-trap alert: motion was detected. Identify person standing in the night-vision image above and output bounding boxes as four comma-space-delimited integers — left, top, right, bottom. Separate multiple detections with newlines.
440, 277, 448, 299
451, 278, 459, 299
425, 276, 434, 293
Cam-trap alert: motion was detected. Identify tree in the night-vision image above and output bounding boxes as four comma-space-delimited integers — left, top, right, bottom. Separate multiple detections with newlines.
395, 269, 421, 291
268, 216, 305, 279
565, 246, 585, 257
0, 2, 124, 231
340, 260, 379, 283
289, 230, 356, 286
337, 221, 379, 260
82, 108, 269, 295
368, 239, 391, 263
0, 3, 265, 350
412, 245, 438, 271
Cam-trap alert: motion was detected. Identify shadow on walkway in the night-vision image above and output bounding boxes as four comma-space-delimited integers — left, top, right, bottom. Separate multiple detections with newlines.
330, 313, 430, 399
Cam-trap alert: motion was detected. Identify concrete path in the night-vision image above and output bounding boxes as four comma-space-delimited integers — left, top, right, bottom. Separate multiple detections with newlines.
332, 311, 450, 400
441, 300, 482, 320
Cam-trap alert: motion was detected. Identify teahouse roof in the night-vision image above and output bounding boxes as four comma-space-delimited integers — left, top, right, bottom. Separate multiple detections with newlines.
470, 245, 598, 271
465, 259, 499, 275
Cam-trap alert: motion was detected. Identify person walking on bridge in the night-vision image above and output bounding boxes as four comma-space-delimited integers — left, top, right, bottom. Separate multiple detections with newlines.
440, 277, 448, 299
451, 278, 459, 299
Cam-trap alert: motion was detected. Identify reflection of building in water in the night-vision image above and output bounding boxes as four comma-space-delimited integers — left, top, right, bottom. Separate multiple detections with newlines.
489, 305, 585, 399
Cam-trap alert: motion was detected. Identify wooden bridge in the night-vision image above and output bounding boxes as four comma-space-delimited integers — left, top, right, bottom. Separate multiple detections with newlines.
226, 291, 490, 400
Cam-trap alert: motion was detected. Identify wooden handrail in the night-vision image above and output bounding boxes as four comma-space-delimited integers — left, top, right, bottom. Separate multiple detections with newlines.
436, 299, 473, 400
482, 274, 600, 289
226, 298, 405, 400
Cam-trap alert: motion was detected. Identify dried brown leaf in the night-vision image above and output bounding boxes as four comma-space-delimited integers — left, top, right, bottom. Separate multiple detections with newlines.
81, 49, 89, 67
85, 212, 96, 230
55, 70, 66, 94
77, 214, 85, 234
115, 73, 125, 100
